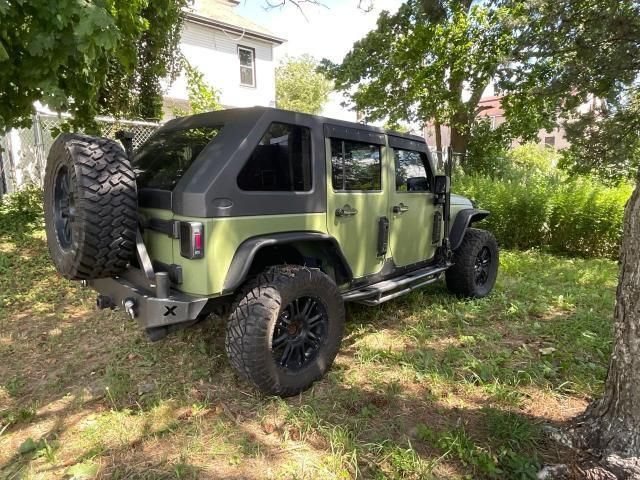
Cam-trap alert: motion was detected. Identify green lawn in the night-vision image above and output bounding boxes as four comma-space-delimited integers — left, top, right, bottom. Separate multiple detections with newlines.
0, 228, 617, 479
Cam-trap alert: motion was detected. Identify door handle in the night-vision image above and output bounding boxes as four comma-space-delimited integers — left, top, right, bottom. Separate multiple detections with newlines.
335, 205, 358, 217
393, 203, 409, 214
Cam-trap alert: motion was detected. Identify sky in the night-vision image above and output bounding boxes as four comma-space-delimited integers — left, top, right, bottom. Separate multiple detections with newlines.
236, 0, 402, 63
235, 0, 403, 120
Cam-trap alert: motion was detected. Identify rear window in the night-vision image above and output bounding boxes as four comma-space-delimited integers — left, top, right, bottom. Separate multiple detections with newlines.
133, 125, 223, 190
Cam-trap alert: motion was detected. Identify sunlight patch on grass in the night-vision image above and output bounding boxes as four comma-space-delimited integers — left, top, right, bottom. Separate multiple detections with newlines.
0, 228, 617, 479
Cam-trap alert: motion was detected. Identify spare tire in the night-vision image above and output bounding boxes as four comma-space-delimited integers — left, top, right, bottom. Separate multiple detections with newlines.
43, 133, 137, 280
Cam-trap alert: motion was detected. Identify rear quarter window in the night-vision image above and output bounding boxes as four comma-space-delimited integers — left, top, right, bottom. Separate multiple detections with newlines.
133, 125, 223, 190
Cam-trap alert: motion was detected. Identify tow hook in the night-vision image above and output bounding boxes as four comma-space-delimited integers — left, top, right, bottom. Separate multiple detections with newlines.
123, 298, 137, 319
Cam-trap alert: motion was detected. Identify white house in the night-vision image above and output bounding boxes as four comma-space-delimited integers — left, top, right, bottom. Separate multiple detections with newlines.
164, 0, 285, 116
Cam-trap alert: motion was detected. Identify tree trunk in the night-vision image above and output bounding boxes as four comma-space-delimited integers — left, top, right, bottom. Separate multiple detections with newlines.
575, 169, 640, 460
434, 120, 443, 170
450, 123, 469, 168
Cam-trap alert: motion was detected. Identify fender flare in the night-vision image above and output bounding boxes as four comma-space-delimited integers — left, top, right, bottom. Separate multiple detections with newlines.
222, 231, 353, 294
449, 208, 490, 251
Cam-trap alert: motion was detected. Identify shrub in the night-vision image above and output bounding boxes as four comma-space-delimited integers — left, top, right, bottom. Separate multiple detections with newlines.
455, 171, 632, 258
0, 186, 44, 240
456, 174, 552, 249
549, 178, 631, 258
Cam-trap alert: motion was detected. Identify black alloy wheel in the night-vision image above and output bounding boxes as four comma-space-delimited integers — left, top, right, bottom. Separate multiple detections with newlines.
53, 165, 75, 250
272, 296, 328, 371
474, 246, 491, 286
225, 265, 345, 397
43, 133, 137, 280
445, 228, 499, 298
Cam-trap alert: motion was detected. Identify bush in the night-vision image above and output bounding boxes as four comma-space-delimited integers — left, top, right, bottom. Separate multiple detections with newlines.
0, 187, 44, 240
549, 178, 631, 258
456, 171, 632, 258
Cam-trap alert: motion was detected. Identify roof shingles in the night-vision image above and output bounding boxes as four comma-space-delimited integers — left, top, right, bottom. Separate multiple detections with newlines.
188, 0, 285, 43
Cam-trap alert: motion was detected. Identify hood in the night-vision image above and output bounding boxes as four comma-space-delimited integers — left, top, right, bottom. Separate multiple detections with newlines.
450, 193, 473, 207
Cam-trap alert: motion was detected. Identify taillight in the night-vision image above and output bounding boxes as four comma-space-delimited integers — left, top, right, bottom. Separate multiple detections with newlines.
180, 222, 204, 259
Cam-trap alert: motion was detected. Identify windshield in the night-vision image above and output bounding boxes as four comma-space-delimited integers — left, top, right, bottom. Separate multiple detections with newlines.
133, 125, 223, 190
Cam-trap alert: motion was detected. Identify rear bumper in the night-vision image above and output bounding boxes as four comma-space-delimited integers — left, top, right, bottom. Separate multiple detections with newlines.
88, 271, 209, 330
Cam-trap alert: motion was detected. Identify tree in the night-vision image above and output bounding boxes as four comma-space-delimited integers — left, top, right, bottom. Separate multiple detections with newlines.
0, 0, 186, 133
97, 0, 188, 122
321, 0, 518, 156
566, 89, 640, 474
559, 92, 640, 184
276, 55, 332, 114
507, 0, 640, 473
497, 0, 640, 143
172, 62, 223, 116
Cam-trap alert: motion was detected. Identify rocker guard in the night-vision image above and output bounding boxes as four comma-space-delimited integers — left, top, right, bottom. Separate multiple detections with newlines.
88, 268, 208, 330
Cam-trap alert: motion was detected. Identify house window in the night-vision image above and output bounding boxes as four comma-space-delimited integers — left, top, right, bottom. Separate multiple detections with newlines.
237, 122, 312, 191
544, 136, 555, 148
238, 46, 255, 87
330, 138, 381, 191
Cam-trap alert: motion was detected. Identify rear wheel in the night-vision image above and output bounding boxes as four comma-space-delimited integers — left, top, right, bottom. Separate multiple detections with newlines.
446, 228, 498, 298
225, 265, 345, 397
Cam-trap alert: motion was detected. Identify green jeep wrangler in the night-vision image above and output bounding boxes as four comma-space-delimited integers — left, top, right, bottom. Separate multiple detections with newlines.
43, 107, 498, 397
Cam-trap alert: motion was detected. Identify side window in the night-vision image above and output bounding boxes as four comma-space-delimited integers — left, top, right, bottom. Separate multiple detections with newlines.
394, 149, 432, 192
331, 138, 382, 191
237, 122, 312, 192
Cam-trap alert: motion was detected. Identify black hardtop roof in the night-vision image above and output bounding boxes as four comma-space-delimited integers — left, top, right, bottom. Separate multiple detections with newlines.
161, 106, 426, 144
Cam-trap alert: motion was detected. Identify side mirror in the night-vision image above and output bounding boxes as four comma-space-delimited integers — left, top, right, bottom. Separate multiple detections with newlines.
434, 175, 450, 195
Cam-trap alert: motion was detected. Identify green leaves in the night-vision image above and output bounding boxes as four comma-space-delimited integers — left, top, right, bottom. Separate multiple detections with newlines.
455, 163, 633, 258
276, 55, 332, 115
172, 61, 222, 116
324, 0, 516, 151
0, 0, 187, 132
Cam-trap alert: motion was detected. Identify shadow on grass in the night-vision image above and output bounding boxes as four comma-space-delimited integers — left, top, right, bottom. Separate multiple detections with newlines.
0, 232, 614, 478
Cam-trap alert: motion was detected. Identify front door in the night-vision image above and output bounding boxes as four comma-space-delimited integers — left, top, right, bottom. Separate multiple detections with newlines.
388, 146, 438, 267
325, 136, 388, 279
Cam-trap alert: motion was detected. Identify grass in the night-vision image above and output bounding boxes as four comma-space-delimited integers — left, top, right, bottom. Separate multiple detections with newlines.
0, 222, 617, 478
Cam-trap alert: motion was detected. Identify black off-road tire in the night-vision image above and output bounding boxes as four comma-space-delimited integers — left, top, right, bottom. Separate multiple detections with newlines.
446, 228, 499, 298
43, 133, 137, 280
225, 265, 345, 397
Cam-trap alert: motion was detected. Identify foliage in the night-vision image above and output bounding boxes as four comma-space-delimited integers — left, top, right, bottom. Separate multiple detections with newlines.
276, 55, 332, 115
456, 170, 632, 258
466, 140, 558, 179
465, 119, 510, 176
496, 0, 640, 186
559, 90, 640, 184
97, 0, 187, 122
0, 0, 186, 132
500, 0, 640, 138
508, 144, 558, 174
324, 0, 639, 159
0, 187, 43, 241
172, 62, 223, 117
382, 120, 411, 134
322, 0, 517, 154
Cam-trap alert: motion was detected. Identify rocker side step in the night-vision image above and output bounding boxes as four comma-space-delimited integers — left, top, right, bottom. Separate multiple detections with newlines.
342, 264, 450, 305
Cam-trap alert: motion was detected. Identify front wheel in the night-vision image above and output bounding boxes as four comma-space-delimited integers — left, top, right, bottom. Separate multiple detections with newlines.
225, 265, 345, 397
446, 228, 499, 298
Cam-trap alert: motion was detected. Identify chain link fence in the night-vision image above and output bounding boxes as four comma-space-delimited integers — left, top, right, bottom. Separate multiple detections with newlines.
0, 111, 159, 195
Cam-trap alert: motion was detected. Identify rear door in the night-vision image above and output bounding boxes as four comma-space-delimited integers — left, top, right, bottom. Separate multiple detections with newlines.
325, 128, 389, 279
388, 141, 438, 267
